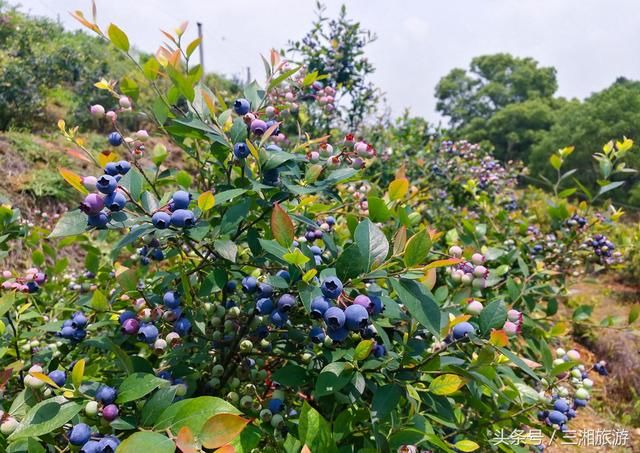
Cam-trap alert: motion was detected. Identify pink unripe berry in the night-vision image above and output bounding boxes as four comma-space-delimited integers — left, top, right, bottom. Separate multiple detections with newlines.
265, 106, 276, 118
566, 349, 581, 361
90, 104, 105, 118
471, 253, 485, 265
2, 271, 12, 278
119, 96, 132, 109
504, 321, 518, 336
354, 141, 368, 156
466, 300, 484, 315
507, 309, 521, 322
106, 111, 117, 122
82, 176, 97, 192
449, 246, 462, 258
135, 130, 149, 141
308, 151, 320, 162
473, 265, 487, 278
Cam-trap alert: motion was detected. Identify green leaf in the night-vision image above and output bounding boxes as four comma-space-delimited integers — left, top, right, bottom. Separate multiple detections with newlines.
155, 396, 240, 433
596, 180, 625, 198
283, 248, 310, 267
271, 204, 294, 247
140, 386, 178, 427
175, 170, 193, 188
404, 229, 432, 267
335, 244, 365, 280
120, 76, 139, 101
454, 440, 480, 452
429, 374, 464, 395
354, 219, 389, 271
271, 364, 309, 388
8, 397, 82, 440
371, 384, 401, 422
367, 196, 392, 222
629, 304, 640, 324
118, 168, 143, 201
116, 373, 168, 404
108, 23, 130, 51
479, 300, 507, 335
49, 210, 87, 238
390, 278, 441, 336
298, 402, 338, 453
214, 239, 238, 262
90, 290, 109, 312
118, 432, 175, 453
354, 340, 374, 361
0, 291, 16, 318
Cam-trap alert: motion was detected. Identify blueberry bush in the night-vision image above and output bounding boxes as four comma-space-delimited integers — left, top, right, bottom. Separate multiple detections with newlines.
0, 7, 638, 453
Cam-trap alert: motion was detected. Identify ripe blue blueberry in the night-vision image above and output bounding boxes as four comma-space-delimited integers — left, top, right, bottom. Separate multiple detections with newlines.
353, 294, 374, 313
69, 423, 92, 446
309, 326, 326, 344
115, 160, 131, 174
372, 344, 386, 358
107, 132, 123, 146
256, 282, 274, 298
310, 296, 330, 318
87, 211, 109, 228
170, 190, 192, 210
267, 398, 284, 413
452, 321, 475, 340
262, 168, 280, 185
104, 162, 119, 176
573, 399, 587, 408
104, 190, 127, 211
48, 370, 66, 387
553, 398, 570, 413
96, 385, 117, 404
326, 216, 335, 225
345, 304, 369, 330
233, 98, 250, 115
80, 194, 104, 215
270, 309, 288, 327
96, 175, 117, 194
242, 276, 258, 293
175, 317, 192, 336
73, 328, 87, 341
250, 119, 267, 136
324, 306, 345, 329
151, 248, 164, 261
170, 209, 196, 227
276, 269, 290, 282
310, 245, 322, 255
80, 440, 100, 453
277, 294, 296, 311
234, 143, 250, 159
121, 318, 139, 335
163, 291, 180, 309
72, 311, 87, 328
119, 311, 135, 325
97, 435, 120, 452
321, 276, 343, 299
327, 326, 348, 342
370, 295, 384, 315
138, 323, 159, 343
152, 211, 171, 229
547, 410, 567, 425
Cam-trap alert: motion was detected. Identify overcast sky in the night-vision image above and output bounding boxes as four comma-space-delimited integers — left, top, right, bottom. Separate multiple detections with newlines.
13, 0, 640, 123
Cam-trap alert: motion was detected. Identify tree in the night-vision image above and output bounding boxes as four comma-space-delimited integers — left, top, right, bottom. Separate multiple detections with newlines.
530, 78, 640, 205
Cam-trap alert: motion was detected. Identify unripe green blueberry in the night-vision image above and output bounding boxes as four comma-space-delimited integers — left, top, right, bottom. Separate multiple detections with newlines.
553, 358, 565, 367
224, 320, 235, 332
29, 340, 40, 348
575, 388, 590, 400
243, 383, 256, 394
203, 302, 213, 312
323, 336, 333, 347
250, 370, 258, 380
461, 274, 473, 286
558, 387, 569, 397
211, 331, 223, 341
260, 408, 272, 422
211, 317, 222, 327
556, 348, 566, 356
471, 278, 485, 289
257, 370, 267, 380
272, 389, 285, 400
250, 317, 262, 328
408, 212, 421, 225
566, 349, 581, 361
260, 339, 270, 350
227, 306, 241, 319
583, 378, 594, 388
85, 400, 99, 417
251, 401, 262, 411
255, 358, 265, 367
215, 304, 226, 317
0, 417, 19, 435
175, 383, 188, 397
208, 378, 221, 388
240, 340, 253, 353
571, 369, 582, 379
270, 414, 285, 429
24, 374, 45, 390
240, 395, 253, 409
212, 364, 224, 377
229, 377, 241, 389
301, 352, 313, 363
43, 388, 52, 398
227, 391, 239, 403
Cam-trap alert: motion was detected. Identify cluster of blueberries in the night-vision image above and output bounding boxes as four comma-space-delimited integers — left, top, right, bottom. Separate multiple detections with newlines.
56, 311, 88, 342
80, 159, 131, 229
583, 234, 616, 259
151, 190, 195, 229
565, 214, 587, 229
118, 291, 191, 351
445, 246, 488, 289
0, 268, 46, 293
138, 236, 164, 264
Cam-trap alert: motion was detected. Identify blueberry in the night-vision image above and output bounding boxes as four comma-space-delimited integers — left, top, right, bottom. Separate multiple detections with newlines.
310, 245, 322, 255
69, 423, 92, 446
48, 370, 66, 387
242, 276, 258, 293
573, 398, 588, 408
310, 296, 330, 318
163, 291, 180, 309
267, 398, 284, 413
72, 328, 87, 341
276, 270, 290, 282
80, 194, 104, 215
104, 162, 119, 176
353, 294, 374, 313
256, 282, 273, 298
80, 440, 100, 453
87, 211, 109, 229
97, 435, 120, 452
452, 322, 475, 340
361, 324, 376, 339
553, 398, 570, 413
107, 132, 123, 146
547, 410, 567, 425
104, 190, 127, 211
138, 323, 159, 343
152, 211, 171, 229
96, 385, 117, 404
250, 119, 267, 135
270, 310, 288, 327
309, 326, 326, 344
372, 344, 386, 358
72, 311, 87, 328
234, 143, 250, 159
96, 175, 117, 194
170, 209, 196, 227
175, 317, 192, 336
170, 190, 192, 210
115, 160, 131, 174
321, 276, 343, 299
324, 306, 345, 329
233, 98, 250, 115
262, 168, 280, 185
225, 280, 237, 292
327, 326, 348, 342
277, 294, 296, 311
326, 216, 335, 225
121, 318, 140, 335
344, 304, 369, 330
60, 325, 76, 339
370, 295, 384, 316
151, 248, 164, 261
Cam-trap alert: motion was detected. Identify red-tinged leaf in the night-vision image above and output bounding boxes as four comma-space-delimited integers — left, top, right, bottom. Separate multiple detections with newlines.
424, 258, 463, 270
421, 268, 437, 290
301, 446, 312, 453
200, 413, 250, 449
428, 229, 443, 241
0, 369, 12, 391
271, 204, 294, 247
66, 148, 92, 163
70, 11, 100, 34
97, 150, 118, 168
489, 329, 509, 347
176, 426, 198, 453
521, 358, 542, 369
214, 445, 236, 453
59, 168, 88, 195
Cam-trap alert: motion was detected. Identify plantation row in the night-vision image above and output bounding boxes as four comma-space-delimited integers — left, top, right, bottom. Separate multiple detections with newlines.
0, 5, 639, 453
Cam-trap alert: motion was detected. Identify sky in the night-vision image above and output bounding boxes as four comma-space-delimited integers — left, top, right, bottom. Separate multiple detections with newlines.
12, 0, 640, 123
